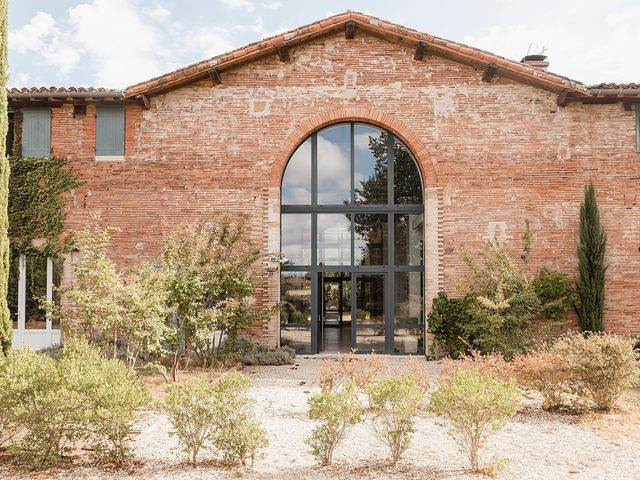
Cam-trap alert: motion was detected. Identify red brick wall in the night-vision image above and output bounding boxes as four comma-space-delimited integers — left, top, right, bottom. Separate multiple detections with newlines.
48, 32, 640, 345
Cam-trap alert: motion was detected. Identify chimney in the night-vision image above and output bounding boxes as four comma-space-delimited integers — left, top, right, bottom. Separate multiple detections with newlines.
521, 54, 549, 71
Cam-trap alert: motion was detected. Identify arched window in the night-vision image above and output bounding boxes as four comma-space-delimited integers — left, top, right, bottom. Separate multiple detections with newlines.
280, 123, 424, 355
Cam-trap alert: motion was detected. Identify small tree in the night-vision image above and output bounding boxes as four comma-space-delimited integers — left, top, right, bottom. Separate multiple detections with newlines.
162, 217, 276, 379
64, 214, 125, 351
62, 215, 169, 371
365, 373, 427, 466
306, 382, 363, 466
576, 182, 607, 332
429, 367, 522, 472
120, 264, 171, 372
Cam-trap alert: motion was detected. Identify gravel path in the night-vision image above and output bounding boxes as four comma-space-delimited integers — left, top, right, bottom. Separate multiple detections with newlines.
2, 356, 640, 479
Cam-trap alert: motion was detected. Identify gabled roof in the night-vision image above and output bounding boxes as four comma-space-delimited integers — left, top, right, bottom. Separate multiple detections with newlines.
125, 11, 592, 99
6, 12, 640, 107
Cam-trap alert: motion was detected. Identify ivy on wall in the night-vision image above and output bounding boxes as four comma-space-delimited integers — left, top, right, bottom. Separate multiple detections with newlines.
8, 155, 81, 256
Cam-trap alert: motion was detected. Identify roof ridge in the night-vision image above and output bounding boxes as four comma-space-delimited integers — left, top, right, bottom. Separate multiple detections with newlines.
123, 11, 590, 98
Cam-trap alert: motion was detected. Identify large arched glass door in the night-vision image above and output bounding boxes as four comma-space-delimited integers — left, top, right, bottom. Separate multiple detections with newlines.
280, 123, 424, 354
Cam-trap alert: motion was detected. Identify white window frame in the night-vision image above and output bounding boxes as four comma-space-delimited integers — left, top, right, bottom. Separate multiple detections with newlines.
12, 255, 60, 349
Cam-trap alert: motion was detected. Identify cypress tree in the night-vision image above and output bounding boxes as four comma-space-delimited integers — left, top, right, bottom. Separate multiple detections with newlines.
0, 0, 9, 354
576, 182, 607, 332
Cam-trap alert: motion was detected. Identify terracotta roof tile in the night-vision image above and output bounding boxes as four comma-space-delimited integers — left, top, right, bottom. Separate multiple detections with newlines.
7, 12, 639, 101
124, 11, 595, 98
589, 82, 640, 89
7, 86, 122, 95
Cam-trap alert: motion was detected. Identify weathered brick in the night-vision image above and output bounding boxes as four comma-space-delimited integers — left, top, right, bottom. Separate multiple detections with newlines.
42, 32, 640, 345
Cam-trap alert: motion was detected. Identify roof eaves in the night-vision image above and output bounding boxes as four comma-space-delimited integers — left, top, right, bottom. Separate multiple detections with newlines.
124, 11, 589, 99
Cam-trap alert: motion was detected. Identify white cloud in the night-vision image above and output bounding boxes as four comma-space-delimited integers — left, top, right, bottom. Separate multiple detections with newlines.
463, 7, 640, 85
9, 11, 57, 54
10, 72, 31, 87
182, 26, 237, 58
261, 1, 283, 10
9, 11, 81, 75
67, 0, 169, 86
219, 0, 255, 13
143, 3, 171, 21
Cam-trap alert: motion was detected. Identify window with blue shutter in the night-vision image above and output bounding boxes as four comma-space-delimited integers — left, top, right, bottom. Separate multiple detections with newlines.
96, 106, 125, 156
21, 109, 51, 157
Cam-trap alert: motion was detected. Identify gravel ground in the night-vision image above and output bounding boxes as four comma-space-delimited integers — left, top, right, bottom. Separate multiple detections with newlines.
2, 356, 640, 480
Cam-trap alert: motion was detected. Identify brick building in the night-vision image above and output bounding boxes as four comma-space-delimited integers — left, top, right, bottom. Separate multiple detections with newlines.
7, 12, 640, 353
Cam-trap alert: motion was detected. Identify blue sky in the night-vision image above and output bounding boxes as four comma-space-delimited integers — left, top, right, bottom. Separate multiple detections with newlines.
9, 0, 640, 89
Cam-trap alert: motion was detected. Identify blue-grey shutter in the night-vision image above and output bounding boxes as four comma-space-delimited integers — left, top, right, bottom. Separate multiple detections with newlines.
21, 109, 51, 157
96, 106, 125, 156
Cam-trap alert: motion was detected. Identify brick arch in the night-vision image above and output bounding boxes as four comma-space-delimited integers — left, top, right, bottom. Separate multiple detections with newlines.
269, 106, 438, 188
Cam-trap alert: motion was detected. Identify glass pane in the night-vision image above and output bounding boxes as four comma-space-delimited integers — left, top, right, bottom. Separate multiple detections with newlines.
281, 326, 311, 355
8, 251, 19, 329
394, 214, 424, 265
323, 273, 351, 325
282, 138, 312, 205
354, 125, 387, 204
25, 255, 47, 330
393, 138, 422, 204
354, 214, 388, 265
356, 327, 385, 353
317, 124, 351, 205
394, 328, 424, 354
281, 214, 311, 266
355, 274, 384, 325
280, 271, 311, 354
318, 214, 351, 266
395, 272, 423, 325
52, 257, 63, 330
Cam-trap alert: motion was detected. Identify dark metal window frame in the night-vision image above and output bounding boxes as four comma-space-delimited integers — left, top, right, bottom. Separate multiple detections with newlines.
281, 122, 425, 354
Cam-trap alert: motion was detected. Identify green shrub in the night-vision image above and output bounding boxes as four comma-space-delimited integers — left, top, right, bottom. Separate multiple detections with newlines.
219, 335, 296, 366
462, 245, 541, 358
532, 268, 576, 323
365, 373, 426, 466
431, 245, 577, 358
1, 339, 149, 469
553, 333, 638, 410
427, 292, 474, 358
165, 378, 219, 465
209, 371, 268, 466
165, 371, 267, 466
0, 349, 51, 449
429, 367, 522, 472
306, 382, 363, 466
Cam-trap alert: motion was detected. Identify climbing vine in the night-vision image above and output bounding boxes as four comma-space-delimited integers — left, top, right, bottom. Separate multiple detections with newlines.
8, 155, 81, 256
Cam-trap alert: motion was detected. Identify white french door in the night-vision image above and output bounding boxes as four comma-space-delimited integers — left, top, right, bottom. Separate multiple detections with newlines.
11, 255, 61, 350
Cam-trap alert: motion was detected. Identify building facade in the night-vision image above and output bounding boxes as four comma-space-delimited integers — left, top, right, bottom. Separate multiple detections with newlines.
7, 12, 640, 353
